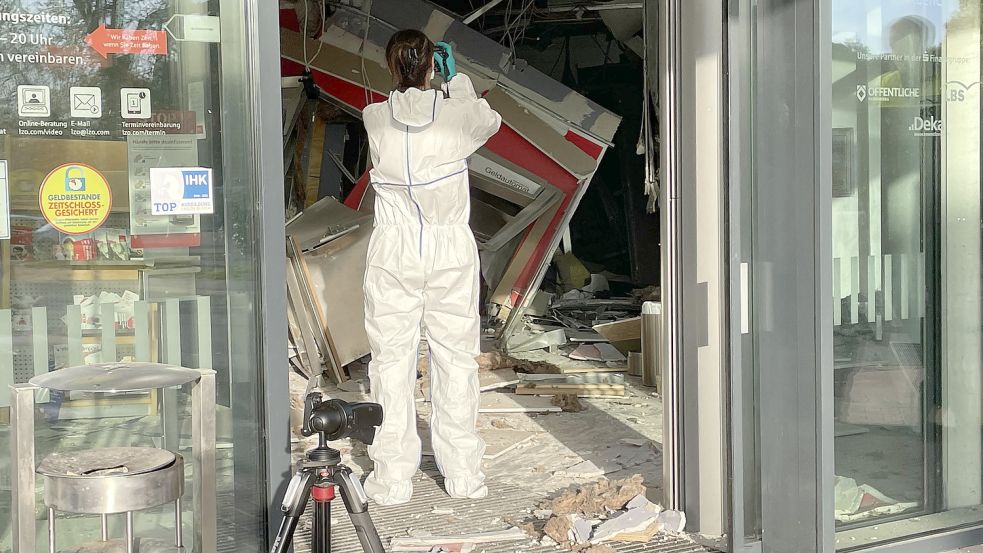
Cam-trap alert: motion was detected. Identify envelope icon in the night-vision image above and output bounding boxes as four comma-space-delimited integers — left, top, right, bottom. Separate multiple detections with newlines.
70, 87, 102, 117
73, 94, 96, 110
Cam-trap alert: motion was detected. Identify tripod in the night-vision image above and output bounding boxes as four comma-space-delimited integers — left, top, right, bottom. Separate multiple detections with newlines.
270, 393, 386, 553
270, 435, 385, 553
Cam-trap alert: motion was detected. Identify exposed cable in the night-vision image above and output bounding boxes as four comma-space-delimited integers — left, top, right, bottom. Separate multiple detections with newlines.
499, 0, 535, 65
359, 7, 372, 107
301, 0, 326, 69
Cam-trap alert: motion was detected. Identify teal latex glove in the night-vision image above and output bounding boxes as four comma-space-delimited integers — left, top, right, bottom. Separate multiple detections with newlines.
434, 41, 457, 81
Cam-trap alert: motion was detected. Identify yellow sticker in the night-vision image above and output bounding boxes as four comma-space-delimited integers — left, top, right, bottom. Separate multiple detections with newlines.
39, 163, 113, 235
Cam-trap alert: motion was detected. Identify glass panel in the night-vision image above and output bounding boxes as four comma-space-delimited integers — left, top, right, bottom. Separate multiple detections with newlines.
0, 0, 270, 551
831, 0, 983, 547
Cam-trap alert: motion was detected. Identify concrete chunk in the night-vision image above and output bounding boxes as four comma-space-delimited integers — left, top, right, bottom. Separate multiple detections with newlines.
657, 510, 686, 533
591, 505, 662, 543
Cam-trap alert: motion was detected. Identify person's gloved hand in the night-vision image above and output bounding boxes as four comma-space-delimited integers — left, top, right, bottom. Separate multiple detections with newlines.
434, 41, 457, 81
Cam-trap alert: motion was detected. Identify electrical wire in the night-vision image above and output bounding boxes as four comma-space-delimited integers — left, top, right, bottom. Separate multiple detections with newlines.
499, 0, 535, 65
591, 34, 614, 64
359, 7, 373, 107
549, 36, 569, 76
316, 1, 374, 106
301, 0, 326, 68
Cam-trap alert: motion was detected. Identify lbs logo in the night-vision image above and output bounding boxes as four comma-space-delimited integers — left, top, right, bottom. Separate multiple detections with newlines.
946, 80, 979, 102
910, 116, 943, 136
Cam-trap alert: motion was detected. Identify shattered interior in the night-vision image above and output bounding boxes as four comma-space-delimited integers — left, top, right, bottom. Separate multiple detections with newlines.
279, 0, 622, 363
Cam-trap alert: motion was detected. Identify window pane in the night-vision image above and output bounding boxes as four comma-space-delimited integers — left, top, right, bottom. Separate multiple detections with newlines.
831, 0, 983, 547
0, 1, 269, 551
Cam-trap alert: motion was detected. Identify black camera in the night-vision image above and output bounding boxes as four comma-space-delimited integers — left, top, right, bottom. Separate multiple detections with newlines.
434, 43, 451, 75
271, 393, 386, 553
302, 392, 383, 445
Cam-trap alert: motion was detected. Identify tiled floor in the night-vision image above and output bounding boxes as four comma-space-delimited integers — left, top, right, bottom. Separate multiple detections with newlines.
291, 460, 709, 553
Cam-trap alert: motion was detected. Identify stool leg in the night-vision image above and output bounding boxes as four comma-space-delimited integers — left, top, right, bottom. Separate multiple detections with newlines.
125, 511, 134, 553
101, 514, 109, 541
175, 498, 183, 548
47, 507, 55, 553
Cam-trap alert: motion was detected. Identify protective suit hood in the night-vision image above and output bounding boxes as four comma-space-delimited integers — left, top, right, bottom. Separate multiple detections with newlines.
389, 87, 442, 128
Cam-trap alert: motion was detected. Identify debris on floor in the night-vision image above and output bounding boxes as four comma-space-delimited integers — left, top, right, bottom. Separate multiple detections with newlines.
545, 475, 647, 516
592, 317, 642, 355
590, 499, 662, 543
284, 248, 675, 551
479, 368, 521, 391
632, 285, 661, 304
286, 351, 675, 551
479, 392, 562, 414
552, 393, 586, 413
476, 351, 563, 374
834, 475, 919, 522
569, 343, 627, 363
390, 527, 528, 551
516, 373, 627, 398
524, 476, 688, 551
392, 544, 476, 552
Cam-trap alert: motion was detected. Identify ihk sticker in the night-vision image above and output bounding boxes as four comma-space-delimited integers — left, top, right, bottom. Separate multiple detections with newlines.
149, 167, 213, 215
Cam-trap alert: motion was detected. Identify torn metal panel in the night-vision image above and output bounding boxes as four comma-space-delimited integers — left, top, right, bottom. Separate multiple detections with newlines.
285, 261, 324, 378
507, 328, 567, 354
286, 238, 344, 383
280, 0, 621, 345
285, 197, 373, 381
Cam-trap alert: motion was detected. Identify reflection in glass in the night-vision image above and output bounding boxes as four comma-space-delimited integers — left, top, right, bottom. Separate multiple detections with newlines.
0, 0, 268, 551
832, 0, 983, 547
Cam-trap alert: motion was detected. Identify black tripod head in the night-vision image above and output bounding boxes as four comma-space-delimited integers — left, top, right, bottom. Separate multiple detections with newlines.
303, 392, 383, 446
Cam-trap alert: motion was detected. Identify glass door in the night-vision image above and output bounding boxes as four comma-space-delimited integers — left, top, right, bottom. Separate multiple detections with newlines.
830, 0, 983, 547
0, 0, 282, 551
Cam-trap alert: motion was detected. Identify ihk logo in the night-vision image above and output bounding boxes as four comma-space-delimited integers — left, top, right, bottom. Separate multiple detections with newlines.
856, 85, 867, 102
910, 115, 943, 136
181, 170, 210, 199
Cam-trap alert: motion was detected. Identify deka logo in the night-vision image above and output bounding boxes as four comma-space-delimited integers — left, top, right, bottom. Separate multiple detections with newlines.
910, 115, 943, 136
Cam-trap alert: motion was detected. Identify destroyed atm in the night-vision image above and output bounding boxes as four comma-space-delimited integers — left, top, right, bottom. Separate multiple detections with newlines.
279, 0, 621, 372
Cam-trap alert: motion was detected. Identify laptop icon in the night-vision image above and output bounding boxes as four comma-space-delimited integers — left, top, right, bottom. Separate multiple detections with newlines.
18, 85, 50, 117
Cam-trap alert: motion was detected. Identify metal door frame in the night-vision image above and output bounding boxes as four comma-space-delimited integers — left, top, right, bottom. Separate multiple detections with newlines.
660, 0, 731, 540
220, 0, 290, 548
737, 0, 835, 550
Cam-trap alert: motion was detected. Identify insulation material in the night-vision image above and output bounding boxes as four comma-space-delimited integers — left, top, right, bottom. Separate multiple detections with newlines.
544, 475, 647, 516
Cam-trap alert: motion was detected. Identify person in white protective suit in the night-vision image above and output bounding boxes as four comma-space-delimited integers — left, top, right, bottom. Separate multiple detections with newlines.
360, 29, 502, 505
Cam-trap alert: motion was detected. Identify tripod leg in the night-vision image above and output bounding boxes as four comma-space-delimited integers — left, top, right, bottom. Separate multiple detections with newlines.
312, 487, 332, 553
270, 469, 316, 553
334, 469, 386, 553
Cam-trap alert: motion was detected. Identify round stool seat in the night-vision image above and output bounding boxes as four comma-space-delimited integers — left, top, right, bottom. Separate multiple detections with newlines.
38, 447, 184, 514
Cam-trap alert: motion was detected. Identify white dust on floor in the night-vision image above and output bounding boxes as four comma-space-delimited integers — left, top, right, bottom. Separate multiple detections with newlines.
287, 357, 664, 502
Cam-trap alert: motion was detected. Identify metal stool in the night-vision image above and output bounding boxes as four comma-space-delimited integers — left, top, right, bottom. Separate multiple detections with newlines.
38, 447, 185, 553
10, 363, 216, 553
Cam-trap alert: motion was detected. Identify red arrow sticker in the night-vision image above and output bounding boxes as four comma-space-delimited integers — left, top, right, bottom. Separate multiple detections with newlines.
85, 24, 168, 58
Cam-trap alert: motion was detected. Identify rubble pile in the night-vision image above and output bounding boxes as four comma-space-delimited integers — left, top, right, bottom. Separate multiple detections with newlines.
546, 475, 647, 516
521, 475, 687, 551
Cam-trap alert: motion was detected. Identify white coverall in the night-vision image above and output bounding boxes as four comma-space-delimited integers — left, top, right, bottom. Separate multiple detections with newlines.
360, 73, 502, 505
